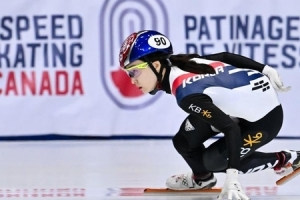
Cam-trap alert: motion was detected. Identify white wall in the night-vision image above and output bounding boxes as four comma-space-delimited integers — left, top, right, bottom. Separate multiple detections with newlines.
0, 0, 299, 137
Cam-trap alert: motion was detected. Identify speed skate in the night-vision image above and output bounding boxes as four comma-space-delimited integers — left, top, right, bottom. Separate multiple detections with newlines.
276, 167, 300, 185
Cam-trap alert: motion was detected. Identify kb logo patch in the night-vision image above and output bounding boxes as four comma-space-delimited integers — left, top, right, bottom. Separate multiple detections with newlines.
189, 104, 202, 113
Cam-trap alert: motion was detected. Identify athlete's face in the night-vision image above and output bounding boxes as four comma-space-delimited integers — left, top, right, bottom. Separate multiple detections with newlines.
124, 60, 160, 93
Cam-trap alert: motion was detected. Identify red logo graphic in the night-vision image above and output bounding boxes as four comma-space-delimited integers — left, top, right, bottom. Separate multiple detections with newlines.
99, 0, 167, 109
111, 69, 143, 97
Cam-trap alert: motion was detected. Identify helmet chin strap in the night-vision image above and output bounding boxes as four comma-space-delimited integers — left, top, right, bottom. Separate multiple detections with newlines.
149, 63, 164, 95
144, 58, 164, 95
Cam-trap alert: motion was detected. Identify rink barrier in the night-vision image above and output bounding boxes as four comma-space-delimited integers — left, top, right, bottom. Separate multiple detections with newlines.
0, 134, 299, 141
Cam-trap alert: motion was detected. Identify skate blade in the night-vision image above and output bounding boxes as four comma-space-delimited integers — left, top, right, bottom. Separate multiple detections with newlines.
276, 167, 300, 185
144, 187, 222, 193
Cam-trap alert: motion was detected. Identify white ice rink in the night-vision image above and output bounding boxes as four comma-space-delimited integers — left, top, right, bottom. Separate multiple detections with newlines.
0, 139, 299, 200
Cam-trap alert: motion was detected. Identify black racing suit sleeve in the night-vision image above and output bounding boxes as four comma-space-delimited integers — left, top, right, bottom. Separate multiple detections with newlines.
179, 93, 241, 170
200, 52, 265, 72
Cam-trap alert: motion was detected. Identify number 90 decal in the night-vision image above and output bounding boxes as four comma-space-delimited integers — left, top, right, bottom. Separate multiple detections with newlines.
148, 35, 171, 49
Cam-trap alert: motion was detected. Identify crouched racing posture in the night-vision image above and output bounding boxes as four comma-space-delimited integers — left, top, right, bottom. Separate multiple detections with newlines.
118, 30, 300, 200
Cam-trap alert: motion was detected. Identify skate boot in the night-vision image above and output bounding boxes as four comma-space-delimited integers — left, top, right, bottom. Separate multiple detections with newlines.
166, 172, 217, 190
274, 150, 300, 176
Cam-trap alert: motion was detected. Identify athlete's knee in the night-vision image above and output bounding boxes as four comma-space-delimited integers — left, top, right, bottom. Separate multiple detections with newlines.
172, 132, 205, 156
202, 146, 228, 171
242, 131, 269, 150
202, 131, 272, 172
172, 133, 187, 154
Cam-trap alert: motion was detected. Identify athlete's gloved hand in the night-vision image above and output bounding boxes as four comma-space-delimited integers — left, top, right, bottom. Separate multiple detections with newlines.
217, 169, 250, 200
262, 65, 291, 92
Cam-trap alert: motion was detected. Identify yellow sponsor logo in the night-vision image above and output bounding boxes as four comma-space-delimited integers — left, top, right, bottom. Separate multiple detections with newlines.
201, 110, 212, 118
244, 132, 263, 147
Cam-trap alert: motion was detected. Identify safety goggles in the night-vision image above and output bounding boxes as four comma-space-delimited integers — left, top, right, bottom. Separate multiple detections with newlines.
124, 62, 148, 78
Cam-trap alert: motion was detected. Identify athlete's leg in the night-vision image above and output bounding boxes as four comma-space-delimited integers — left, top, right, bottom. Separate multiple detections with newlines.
202, 105, 287, 173
172, 114, 218, 177
168, 114, 219, 189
